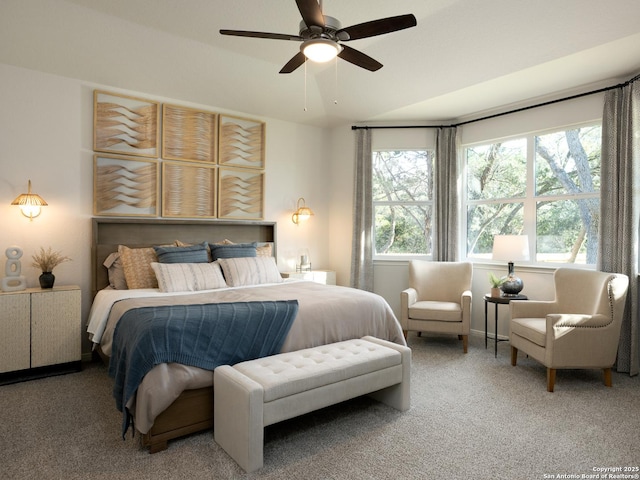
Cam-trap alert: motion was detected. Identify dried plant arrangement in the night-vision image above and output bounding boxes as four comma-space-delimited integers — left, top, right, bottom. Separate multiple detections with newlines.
31, 247, 71, 272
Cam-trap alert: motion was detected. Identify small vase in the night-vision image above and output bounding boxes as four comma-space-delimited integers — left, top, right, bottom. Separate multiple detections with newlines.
39, 271, 55, 289
490, 287, 501, 298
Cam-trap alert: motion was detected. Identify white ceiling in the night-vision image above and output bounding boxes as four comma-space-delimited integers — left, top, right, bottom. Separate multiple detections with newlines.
2, 0, 640, 128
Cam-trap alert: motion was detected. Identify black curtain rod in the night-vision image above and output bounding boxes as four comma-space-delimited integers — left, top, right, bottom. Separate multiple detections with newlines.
351, 72, 640, 131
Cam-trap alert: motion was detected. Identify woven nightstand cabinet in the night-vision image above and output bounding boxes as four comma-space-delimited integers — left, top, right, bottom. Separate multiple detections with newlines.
0, 286, 81, 383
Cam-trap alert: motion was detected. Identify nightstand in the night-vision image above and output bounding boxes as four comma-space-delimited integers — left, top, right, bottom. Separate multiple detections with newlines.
281, 270, 336, 285
0, 285, 81, 384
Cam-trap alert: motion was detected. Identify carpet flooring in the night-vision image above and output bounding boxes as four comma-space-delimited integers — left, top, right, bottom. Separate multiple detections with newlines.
1, 334, 638, 480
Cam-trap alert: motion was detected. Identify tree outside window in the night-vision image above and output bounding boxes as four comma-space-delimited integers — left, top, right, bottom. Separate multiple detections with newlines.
465, 124, 601, 264
372, 150, 434, 257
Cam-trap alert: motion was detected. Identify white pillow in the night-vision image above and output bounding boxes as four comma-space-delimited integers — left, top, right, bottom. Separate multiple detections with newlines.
217, 256, 283, 287
150, 262, 227, 292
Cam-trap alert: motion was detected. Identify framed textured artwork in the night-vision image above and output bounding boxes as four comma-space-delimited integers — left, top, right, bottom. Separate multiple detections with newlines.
162, 161, 217, 218
93, 154, 159, 216
93, 90, 159, 158
162, 104, 217, 163
218, 115, 265, 169
218, 167, 264, 220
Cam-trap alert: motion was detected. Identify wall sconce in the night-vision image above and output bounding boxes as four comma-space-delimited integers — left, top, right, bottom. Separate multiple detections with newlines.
292, 197, 314, 225
11, 180, 48, 220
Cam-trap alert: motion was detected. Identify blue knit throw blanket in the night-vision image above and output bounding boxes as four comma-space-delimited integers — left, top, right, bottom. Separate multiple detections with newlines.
108, 300, 299, 437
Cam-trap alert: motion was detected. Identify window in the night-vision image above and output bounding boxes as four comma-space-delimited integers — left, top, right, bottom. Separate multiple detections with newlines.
372, 150, 434, 258
465, 124, 601, 265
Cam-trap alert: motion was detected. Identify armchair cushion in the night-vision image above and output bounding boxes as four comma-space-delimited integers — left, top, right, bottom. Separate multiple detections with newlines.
409, 301, 462, 322
510, 318, 546, 347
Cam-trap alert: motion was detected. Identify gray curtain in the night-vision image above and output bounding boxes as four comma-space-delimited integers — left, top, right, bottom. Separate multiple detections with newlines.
350, 128, 373, 291
434, 126, 459, 261
599, 78, 640, 376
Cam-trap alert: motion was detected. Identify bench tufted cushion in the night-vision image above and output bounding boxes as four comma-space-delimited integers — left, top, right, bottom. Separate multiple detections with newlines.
233, 338, 401, 403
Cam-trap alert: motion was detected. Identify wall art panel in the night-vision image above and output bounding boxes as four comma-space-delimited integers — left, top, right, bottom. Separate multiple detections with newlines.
93, 154, 159, 216
93, 90, 159, 158
218, 115, 265, 169
162, 104, 217, 163
162, 161, 217, 218
218, 167, 264, 220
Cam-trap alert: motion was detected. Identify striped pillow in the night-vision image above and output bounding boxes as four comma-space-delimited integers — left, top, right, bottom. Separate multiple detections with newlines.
217, 257, 283, 287
154, 242, 209, 264
150, 262, 227, 292
210, 242, 257, 260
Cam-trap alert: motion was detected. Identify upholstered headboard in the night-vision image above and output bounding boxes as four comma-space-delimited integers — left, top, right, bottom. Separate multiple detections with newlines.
91, 217, 277, 297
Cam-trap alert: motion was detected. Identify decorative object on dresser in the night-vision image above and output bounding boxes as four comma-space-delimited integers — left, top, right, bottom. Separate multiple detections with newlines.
11, 180, 48, 220
30, 247, 71, 289
0, 285, 81, 384
1, 245, 27, 292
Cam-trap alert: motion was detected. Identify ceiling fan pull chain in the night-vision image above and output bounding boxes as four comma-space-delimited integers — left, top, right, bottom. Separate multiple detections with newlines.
334, 56, 338, 105
304, 60, 308, 112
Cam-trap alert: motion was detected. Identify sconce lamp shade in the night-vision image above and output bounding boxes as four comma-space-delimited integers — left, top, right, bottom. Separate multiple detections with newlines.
492, 235, 530, 262
11, 180, 47, 220
292, 197, 314, 225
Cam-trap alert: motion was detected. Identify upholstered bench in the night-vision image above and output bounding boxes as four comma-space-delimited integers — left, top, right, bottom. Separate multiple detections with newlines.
213, 336, 411, 472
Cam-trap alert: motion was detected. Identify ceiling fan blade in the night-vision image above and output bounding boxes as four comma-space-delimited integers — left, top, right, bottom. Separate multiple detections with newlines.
220, 29, 302, 41
295, 0, 325, 29
337, 14, 417, 41
338, 45, 382, 71
279, 51, 307, 74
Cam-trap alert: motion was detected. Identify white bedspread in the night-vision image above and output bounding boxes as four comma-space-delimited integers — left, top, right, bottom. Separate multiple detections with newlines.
87, 280, 405, 434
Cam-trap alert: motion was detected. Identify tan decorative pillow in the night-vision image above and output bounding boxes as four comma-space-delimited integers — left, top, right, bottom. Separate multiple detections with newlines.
118, 245, 158, 289
256, 243, 272, 257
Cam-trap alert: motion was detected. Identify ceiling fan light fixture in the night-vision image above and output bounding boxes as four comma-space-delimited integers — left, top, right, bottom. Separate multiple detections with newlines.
302, 38, 341, 63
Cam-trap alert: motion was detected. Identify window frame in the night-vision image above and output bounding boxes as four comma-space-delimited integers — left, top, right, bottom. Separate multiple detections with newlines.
371, 149, 435, 262
461, 121, 602, 267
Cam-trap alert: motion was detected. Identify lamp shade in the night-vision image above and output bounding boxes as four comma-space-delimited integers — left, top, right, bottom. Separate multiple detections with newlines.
292, 197, 314, 225
11, 180, 47, 220
302, 39, 341, 63
492, 235, 530, 262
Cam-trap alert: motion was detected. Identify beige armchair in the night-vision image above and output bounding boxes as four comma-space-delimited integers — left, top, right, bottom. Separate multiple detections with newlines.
400, 260, 473, 353
510, 268, 629, 392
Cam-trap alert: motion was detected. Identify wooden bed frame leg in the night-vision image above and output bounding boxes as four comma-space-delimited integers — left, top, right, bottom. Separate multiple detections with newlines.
603, 368, 612, 387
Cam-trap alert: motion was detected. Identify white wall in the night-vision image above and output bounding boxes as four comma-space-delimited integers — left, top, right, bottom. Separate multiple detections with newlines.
327, 90, 607, 339
0, 62, 331, 355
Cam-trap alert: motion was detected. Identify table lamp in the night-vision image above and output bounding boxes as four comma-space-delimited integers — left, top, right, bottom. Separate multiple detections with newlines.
492, 235, 530, 296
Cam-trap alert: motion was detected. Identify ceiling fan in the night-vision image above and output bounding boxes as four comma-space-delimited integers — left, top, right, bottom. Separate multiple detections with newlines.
220, 0, 417, 74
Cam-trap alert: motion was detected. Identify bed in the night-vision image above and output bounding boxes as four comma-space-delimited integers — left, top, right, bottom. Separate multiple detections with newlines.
87, 218, 405, 453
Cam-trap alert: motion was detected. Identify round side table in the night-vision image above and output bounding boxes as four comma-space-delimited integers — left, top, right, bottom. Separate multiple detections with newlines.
483, 294, 528, 357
